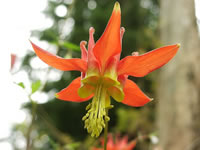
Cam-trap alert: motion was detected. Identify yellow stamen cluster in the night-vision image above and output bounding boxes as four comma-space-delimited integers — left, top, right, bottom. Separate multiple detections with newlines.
82, 84, 110, 137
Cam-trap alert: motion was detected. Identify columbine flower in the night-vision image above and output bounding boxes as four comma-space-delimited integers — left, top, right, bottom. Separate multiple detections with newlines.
92, 134, 136, 150
30, 2, 180, 137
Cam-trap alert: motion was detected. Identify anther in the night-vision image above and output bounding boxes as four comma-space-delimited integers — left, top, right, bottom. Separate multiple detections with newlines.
106, 105, 114, 109
86, 103, 91, 110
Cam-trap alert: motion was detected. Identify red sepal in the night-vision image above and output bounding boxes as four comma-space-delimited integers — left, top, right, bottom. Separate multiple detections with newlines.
30, 41, 87, 72
122, 79, 151, 107
118, 44, 180, 77
56, 77, 93, 102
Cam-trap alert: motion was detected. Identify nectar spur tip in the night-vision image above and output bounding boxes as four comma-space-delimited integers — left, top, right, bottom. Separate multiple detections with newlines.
114, 2, 121, 12
177, 43, 181, 47
55, 93, 59, 98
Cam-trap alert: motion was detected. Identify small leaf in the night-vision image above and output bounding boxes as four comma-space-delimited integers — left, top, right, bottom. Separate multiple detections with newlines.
62, 42, 80, 51
31, 80, 41, 94
18, 82, 25, 89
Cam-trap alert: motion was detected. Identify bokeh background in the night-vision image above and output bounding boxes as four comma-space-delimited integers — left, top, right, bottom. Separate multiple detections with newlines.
1, 0, 200, 150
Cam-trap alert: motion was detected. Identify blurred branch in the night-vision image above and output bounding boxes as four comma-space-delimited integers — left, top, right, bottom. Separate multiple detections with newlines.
37, 106, 73, 144
26, 100, 37, 150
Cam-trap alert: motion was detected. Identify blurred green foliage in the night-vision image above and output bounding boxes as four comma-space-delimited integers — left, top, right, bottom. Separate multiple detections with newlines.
31, 80, 41, 94
15, 0, 161, 149
18, 82, 25, 89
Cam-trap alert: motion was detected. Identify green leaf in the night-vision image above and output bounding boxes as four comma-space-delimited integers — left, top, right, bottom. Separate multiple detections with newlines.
62, 42, 80, 51
18, 82, 25, 89
31, 80, 41, 94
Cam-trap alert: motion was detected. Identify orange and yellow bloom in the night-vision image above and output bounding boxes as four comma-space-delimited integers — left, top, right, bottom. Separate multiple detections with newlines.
31, 2, 180, 137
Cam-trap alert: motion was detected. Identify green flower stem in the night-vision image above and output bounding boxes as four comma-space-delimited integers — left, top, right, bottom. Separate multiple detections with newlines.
104, 109, 109, 150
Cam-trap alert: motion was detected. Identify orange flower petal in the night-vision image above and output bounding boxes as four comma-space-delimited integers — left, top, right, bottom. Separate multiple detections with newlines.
56, 77, 93, 102
118, 44, 180, 77
93, 2, 121, 69
87, 27, 101, 73
30, 41, 87, 72
122, 79, 151, 107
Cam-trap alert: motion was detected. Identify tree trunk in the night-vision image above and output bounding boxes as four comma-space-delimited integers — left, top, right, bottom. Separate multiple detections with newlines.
158, 0, 200, 150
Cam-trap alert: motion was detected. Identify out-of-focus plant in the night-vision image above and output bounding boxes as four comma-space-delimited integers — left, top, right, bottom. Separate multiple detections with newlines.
92, 134, 137, 150
12, 79, 75, 150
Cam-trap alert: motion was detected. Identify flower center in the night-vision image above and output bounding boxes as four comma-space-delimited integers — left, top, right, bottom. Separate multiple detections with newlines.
82, 82, 111, 137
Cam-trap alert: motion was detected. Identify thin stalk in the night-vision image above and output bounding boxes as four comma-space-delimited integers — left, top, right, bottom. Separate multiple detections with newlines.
104, 109, 109, 150
26, 100, 37, 150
